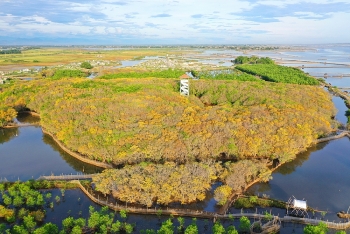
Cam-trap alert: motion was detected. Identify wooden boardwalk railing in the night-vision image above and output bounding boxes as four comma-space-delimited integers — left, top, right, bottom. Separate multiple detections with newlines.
71, 180, 350, 230
315, 131, 350, 143
281, 216, 350, 230
37, 174, 98, 181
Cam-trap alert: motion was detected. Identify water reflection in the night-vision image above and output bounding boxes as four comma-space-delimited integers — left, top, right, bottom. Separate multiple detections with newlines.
0, 128, 18, 144
42, 134, 103, 174
16, 112, 40, 124
277, 143, 328, 176
0, 126, 102, 181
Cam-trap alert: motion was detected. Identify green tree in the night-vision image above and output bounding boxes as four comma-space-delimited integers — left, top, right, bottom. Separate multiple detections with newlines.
120, 209, 128, 219
33, 223, 59, 234
12, 225, 28, 234
239, 216, 250, 233
234, 56, 250, 64
88, 206, 114, 232
81, 62, 93, 69
36, 194, 45, 206
74, 218, 86, 228
184, 223, 198, 234
226, 226, 238, 234
26, 196, 36, 207
45, 193, 52, 200
71, 226, 82, 234
60, 189, 66, 197
264, 211, 273, 221
3, 194, 12, 206
124, 223, 133, 234
0, 223, 6, 233
62, 216, 75, 232
111, 220, 121, 233
303, 222, 328, 234
29, 210, 46, 222
157, 219, 174, 234
212, 221, 225, 234
23, 215, 36, 232
177, 217, 185, 232
13, 196, 24, 207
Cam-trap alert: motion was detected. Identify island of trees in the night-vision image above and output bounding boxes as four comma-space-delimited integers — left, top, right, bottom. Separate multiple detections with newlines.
0, 56, 337, 212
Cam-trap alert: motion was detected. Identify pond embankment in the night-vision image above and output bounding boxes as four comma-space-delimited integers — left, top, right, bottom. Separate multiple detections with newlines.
41, 128, 113, 169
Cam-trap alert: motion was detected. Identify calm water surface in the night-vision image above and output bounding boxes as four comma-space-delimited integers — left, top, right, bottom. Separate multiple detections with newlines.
0, 125, 102, 181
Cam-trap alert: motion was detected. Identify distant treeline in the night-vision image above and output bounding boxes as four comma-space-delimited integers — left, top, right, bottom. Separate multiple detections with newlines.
0, 49, 22, 54
233, 56, 274, 64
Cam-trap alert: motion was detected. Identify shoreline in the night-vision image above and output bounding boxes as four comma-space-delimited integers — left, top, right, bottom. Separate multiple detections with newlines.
41, 128, 113, 169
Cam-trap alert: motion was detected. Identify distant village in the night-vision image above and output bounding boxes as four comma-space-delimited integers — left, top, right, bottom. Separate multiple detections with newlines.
0, 59, 121, 85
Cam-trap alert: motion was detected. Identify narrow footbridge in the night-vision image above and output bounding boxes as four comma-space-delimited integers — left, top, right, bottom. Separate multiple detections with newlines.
37, 173, 98, 181
315, 131, 350, 144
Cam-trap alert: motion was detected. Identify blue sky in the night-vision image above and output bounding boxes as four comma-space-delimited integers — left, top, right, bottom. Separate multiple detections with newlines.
0, 0, 349, 45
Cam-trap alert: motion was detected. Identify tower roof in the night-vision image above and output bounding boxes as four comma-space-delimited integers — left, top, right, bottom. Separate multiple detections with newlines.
179, 73, 191, 79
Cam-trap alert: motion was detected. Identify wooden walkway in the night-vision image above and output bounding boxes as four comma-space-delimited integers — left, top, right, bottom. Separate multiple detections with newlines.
298, 66, 350, 69
71, 180, 350, 230
315, 131, 350, 144
37, 174, 98, 181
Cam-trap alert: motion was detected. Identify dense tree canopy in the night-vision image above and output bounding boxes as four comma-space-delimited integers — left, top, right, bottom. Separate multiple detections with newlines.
0, 78, 333, 165
236, 64, 319, 85
0, 106, 17, 127
0, 69, 335, 205
0, 78, 334, 165
94, 161, 222, 206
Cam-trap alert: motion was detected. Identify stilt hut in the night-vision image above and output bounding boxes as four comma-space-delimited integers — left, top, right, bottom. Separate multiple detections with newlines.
286, 196, 308, 218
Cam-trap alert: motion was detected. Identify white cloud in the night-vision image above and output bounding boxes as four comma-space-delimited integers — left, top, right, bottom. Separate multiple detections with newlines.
0, 0, 349, 43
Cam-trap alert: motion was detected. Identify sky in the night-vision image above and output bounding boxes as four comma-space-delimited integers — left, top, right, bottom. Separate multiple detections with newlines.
0, 0, 349, 45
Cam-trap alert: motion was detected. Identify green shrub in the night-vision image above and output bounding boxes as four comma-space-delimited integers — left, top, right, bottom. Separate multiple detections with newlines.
80, 62, 93, 69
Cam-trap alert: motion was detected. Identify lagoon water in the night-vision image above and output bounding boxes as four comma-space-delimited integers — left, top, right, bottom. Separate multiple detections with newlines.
0, 117, 102, 181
